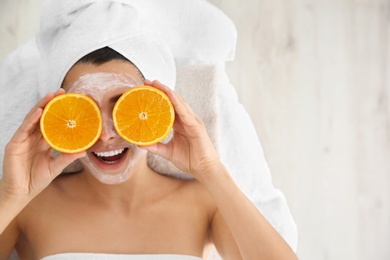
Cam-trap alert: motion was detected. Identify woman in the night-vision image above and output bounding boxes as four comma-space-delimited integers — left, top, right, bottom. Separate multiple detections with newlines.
0, 0, 297, 259
0, 46, 297, 259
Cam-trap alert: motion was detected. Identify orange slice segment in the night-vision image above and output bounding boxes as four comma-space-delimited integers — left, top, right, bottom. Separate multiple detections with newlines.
40, 93, 102, 153
113, 86, 175, 146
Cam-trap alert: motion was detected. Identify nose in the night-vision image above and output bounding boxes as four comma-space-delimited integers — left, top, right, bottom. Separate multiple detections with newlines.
99, 113, 117, 142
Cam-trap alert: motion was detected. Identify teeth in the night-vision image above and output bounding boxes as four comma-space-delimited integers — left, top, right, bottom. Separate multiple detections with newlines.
94, 148, 125, 157
103, 160, 119, 164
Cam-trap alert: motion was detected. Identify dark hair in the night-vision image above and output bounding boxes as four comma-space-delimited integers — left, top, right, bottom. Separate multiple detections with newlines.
76, 47, 144, 79
77, 47, 129, 65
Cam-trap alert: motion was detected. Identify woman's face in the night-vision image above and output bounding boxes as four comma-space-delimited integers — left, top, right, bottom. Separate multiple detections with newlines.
62, 60, 146, 184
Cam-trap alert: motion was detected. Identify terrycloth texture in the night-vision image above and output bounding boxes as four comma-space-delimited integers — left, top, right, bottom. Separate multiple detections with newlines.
147, 64, 219, 178
37, 0, 175, 93
40, 253, 203, 260
0, 0, 298, 257
36, 0, 236, 94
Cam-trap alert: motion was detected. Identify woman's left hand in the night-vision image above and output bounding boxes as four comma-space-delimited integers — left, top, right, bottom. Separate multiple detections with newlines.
142, 80, 221, 181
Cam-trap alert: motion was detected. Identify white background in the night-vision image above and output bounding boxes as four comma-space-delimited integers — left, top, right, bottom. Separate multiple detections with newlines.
1, 0, 389, 259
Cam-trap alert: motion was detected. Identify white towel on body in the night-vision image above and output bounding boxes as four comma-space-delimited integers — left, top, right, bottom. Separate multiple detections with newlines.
40, 253, 203, 260
0, 0, 298, 257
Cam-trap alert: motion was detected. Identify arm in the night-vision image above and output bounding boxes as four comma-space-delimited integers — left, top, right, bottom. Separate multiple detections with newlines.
143, 80, 297, 259
0, 217, 20, 258
206, 164, 296, 259
217, 77, 298, 251
0, 89, 85, 235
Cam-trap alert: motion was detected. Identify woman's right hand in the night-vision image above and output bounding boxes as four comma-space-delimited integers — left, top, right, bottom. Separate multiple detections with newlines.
1, 89, 85, 201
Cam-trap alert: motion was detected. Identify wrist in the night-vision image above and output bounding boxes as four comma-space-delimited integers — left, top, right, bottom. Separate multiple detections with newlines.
195, 161, 232, 186
0, 180, 32, 208
0, 181, 31, 235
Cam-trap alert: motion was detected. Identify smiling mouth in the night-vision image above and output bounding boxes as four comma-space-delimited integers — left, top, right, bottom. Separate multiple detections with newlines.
92, 148, 128, 164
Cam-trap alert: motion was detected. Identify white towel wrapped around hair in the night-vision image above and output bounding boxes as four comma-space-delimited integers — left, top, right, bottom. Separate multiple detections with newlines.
0, 0, 298, 256
36, 0, 236, 94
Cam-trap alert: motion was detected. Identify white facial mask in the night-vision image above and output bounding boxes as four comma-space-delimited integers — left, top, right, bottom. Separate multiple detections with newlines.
80, 145, 147, 185
67, 72, 146, 184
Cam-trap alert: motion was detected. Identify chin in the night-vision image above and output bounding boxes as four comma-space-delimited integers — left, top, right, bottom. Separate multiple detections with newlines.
91, 170, 133, 185
80, 145, 147, 184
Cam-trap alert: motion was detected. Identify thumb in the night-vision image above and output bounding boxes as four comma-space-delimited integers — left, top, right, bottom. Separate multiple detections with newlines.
50, 151, 86, 178
142, 142, 171, 160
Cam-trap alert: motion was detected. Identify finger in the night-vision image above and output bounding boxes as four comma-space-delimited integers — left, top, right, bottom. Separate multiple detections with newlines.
147, 80, 198, 123
145, 79, 174, 97
23, 92, 53, 120
145, 80, 204, 137
25, 90, 64, 119
10, 108, 43, 144
172, 97, 200, 128
14, 90, 66, 143
142, 142, 172, 160
144, 79, 153, 86
55, 88, 66, 95
49, 151, 86, 179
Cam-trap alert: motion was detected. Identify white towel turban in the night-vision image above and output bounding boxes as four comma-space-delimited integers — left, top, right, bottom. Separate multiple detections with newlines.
36, 0, 237, 94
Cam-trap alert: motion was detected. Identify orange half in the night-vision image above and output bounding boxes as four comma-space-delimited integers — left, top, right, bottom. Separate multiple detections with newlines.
113, 86, 175, 146
40, 93, 102, 153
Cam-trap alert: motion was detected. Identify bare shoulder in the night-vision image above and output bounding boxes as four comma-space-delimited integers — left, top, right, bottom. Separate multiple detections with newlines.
17, 173, 83, 220
13, 172, 218, 257
151, 172, 217, 212
21, 172, 217, 216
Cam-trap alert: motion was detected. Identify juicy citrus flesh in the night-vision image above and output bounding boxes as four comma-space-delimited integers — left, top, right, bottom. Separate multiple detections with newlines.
40, 93, 102, 153
113, 86, 175, 146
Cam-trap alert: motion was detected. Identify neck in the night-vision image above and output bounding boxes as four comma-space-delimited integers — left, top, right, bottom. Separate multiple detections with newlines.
79, 155, 158, 210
